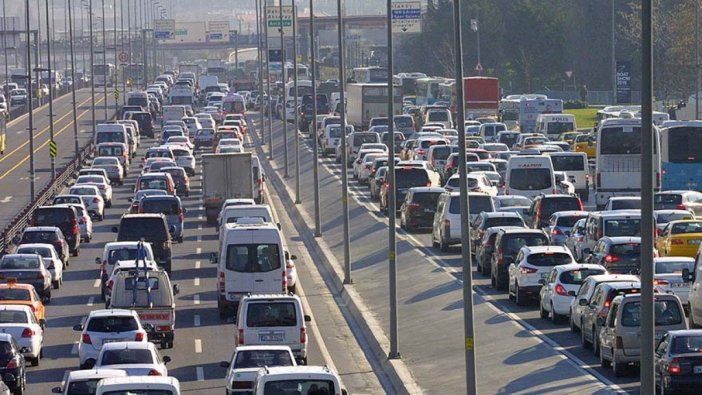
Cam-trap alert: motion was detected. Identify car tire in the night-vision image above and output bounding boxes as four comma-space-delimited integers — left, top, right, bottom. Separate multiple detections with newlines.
97, 214, 104, 221
14, 372, 25, 395
599, 348, 611, 368
539, 300, 549, 319
439, 235, 449, 252
551, 303, 563, 324
52, 280, 59, 289
581, 320, 592, 349
45, 291, 51, 304
593, 327, 600, 356
612, 353, 626, 377
569, 311, 579, 333
31, 355, 39, 367
106, 200, 112, 208
490, 272, 496, 287
515, 283, 525, 306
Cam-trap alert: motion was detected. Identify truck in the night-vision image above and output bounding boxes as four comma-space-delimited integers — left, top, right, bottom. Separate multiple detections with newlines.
464, 77, 500, 119
346, 83, 402, 130
206, 59, 227, 81
178, 63, 200, 76
202, 152, 255, 224
168, 86, 194, 106
518, 97, 564, 133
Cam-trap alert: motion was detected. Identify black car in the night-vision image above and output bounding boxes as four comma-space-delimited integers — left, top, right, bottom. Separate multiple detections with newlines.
113, 214, 173, 273
399, 187, 444, 231
654, 330, 702, 394
584, 236, 642, 274
491, 228, 549, 290
129, 111, 155, 138
527, 194, 583, 229
0, 334, 26, 393
31, 205, 81, 256
470, 212, 527, 254
380, 167, 435, 214
299, 94, 330, 133
18, 226, 70, 265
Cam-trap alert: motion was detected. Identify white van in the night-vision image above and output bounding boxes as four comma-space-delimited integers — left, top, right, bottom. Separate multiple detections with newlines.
505, 155, 556, 199
218, 204, 276, 241
162, 105, 187, 127
96, 376, 180, 395
253, 366, 347, 395
252, 155, 265, 204
547, 152, 589, 200
479, 122, 507, 143
94, 123, 129, 148
535, 113, 576, 140
126, 91, 149, 109
211, 220, 287, 317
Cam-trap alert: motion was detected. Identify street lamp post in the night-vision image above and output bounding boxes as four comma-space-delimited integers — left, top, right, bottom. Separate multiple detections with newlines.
101, 0, 107, 120
337, 0, 351, 284
292, 4, 300, 204
88, 0, 96, 134
2, 0, 8, 98
68, 0, 79, 156
45, 0, 56, 181
234, 29, 239, 72
310, 0, 321, 236
25, 0, 36, 199
278, 0, 288, 178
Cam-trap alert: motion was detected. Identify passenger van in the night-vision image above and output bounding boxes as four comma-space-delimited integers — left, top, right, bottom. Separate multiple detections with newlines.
126, 91, 149, 109
479, 122, 507, 143
578, 210, 641, 262
96, 376, 180, 395
211, 219, 288, 317
595, 118, 661, 209
547, 152, 590, 200
162, 105, 187, 127
535, 113, 576, 141
252, 366, 347, 395
505, 155, 556, 199
94, 123, 129, 149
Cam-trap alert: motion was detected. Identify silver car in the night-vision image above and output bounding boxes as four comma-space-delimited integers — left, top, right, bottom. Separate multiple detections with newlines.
68, 185, 105, 221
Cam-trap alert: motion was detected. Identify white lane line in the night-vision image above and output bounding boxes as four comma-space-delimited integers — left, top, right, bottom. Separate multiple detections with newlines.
194, 314, 201, 327
196, 366, 204, 381
193, 294, 200, 305
198, 205, 204, 210
194, 339, 202, 353
87, 296, 94, 306
197, 224, 202, 231
195, 260, 201, 269
196, 247, 202, 254
194, 277, 200, 286
197, 235, 202, 243
71, 342, 79, 355
198, 215, 203, 220
93, 279, 101, 288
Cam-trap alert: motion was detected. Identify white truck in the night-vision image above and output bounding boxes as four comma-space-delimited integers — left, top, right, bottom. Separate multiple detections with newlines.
346, 83, 402, 130
202, 152, 255, 224
168, 86, 194, 106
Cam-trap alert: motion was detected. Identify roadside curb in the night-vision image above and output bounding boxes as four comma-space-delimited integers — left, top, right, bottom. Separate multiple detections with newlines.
249, 129, 424, 395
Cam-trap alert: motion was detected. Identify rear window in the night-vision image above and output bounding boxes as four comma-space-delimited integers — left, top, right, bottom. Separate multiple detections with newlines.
485, 217, 524, 228
509, 168, 552, 190
556, 215, 584, 228
96, 132, 125, 144
141, 199, 180, 215
87, 316, 139, 332
655, 194, 682, 206
420, 139, 446, 149
118, 218, 167, 240
558, 268, 606, 285
610, 199, 641, 210
0, 256, 40, 269
246, 302, 297, 327
599, 127, 642, 155
0, 289, 30, 301
353, 134, 378, 145
431, 146, 455, 160
656, 260, 693, 274
138, 178, 168, 191
410, 192, 441, 207
100, 349, 153, 365
263, 381, 335, 395
234, 349, 295, 368
525, 252, 573, 266
656, 212, 693, 224
225, 244, 282, 273
670, 221, 702, 234
21, 231, 58, 243
672, 335, 702, 353
98, 146, 124, 156
610, 243, 641, 256
34, 208, 72, 224
16, 247, 52, 258
604, 219, 641, 237
395, 117, 413, 128
107, 248, 146, 265
469, 195, 494, 214
620, 300, 683, 327
0, 311, 29, 325
542, 198, 581, 213
428, 111, 449, 121
395, 169, 430, 188
550, 155, 585, 171
502, 234, 549, 255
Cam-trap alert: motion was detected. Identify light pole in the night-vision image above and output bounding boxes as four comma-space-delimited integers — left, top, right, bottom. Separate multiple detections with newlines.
292, 3, 300, 204
68, 0, 79, 156
310, 0, 321, 236
2, 0, 8, 98
255, 0, 264, 144
88, 0, 96, 134
265, 2, 273, 160
470, 18, 481, 76
25, 0, 36, 199
337, 0, 351, 284
44, 0, 56, 181
278, 0, 288, 178
101, 0, 107, 120
611, 0, 616, 104
234, 29, 239, 72
696, 0, 700, 119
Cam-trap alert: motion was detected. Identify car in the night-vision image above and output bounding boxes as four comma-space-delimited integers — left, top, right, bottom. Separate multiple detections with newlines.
193, 128, 215, 149
525, 194, 583, 230
51, 369, 128, 395
143, 146, 175, 163
51, 194, 83, 206
491, 228, 550, 290
653, 257, 694, 308
443, 173, 497, 196
112, 214, 173, 273
128, 189, 169, 214
600, 293, 687, 377
137, 195, 186, 243
356, 152, 387, 184
142, 158, 177, 175
538, 263, 607, 323
31, 205, 81, 257
134, 173, 176, 196
584, 236, 645, 274
656, 220, 702, 258
94, 341, 170, 376
573, 133, 596, 158
399, 187, 445, 232
103, 260, 160, 305
568, 273, 640, 333
475, 226, 526, 277
564, 218, 588, 258
0, 280, 46, 329
68, 184, 105, 220
64, 202, 93, 243
470, 212, 527, 255
492, 195, 532, 218
655, 209, 696, 232
654, 190, 702, 216
579, 280, 641, 355
220, 346, 297, 395
508, 245, 576, 306
166, 136, 194, 151
604, 196, 641, 211
352, 148, 386, 180
0, 254, 53, 301
17, 226, 70, 265
74, 309, 149, 369
545, 210, 589, 246
15, 244, 63, 289
653, 329, 702, 393
342, 132, 381, 166
97, 241, 155, 301
369, 166, 388, 201
0, 333, 27, 394
380, 166, 441, 214
91, 157, 125, 185
432, 191, 496, 251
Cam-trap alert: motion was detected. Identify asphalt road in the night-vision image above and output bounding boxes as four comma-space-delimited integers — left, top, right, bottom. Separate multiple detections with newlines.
252, 114, 639, 394
0, 87, 114, 228
22, 129, 385, 393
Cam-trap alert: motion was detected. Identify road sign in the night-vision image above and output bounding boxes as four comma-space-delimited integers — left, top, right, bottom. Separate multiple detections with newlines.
474, 63, 483, 72
114, 90, 119, 101
49, 140, 57, 158
565, 70, 573, 79
118, 51, 129, 64
391, 2, 422, 33
153, 19, 175, 40
208, 21, 230, 42
266, 6, 294, 35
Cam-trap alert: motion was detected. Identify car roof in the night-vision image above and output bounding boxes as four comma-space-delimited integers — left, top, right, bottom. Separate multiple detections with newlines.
552, 210, 589, 217
654, 257, 695, 263
601, 236, 641, 243
666, 329, 702, 337
0, 305, 33, 312
482, 212, 522, 218
499, 228, 546, 235
243, 294, 302, 302
88, 309, 138, 318
551, 263, 605, 272
67, 368, 128, 381
521, 245, 569, 254
407, 186, 446, 193
16, 243, 55, 250
235, 345, 294, 352
0, 283, 34, 291
23, 226, 60, 232
100, 341, 153, 350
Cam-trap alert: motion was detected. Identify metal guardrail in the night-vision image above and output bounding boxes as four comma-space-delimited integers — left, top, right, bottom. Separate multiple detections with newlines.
0, 140, 93, 255
5, 82, 87, 122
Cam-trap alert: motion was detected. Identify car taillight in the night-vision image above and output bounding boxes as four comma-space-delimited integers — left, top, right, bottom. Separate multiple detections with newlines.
669, 358, 682, 374
282, 269, 287, 291
179, 208, 184, 222
300, 327, 307, 344
135, 332, 145, 341
238, 328, 244, 345
604, 255, 621, 263
148, 369, 162, 376
365, 164, 372, 170
107, 279, 114, 289
28, 305, 35, 312
671, 239, 684, 245
555, 284, 568, 296
93, 197, 100, 203
21, 328, 34, 338
519, 267, 538, 275
615, 336, 624, 349
5, 358, 17, 369
31, 218, 37, 226
676, 204, 687, 210
82, 334, 92, 344
598, 228, 603, 239
101, 260, 107, 275
72, 218, 79, 235
416, 149, 425, 155
578, 199, 584, 210
653, 279, 669, 286
551, 228, 562, 236
36, 272, 44, 280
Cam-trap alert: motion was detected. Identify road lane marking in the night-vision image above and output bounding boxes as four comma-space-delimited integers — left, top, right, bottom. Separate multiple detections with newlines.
195, 260, 201, 269
197, 224, 202, 231
198, 214, 203, 220
0, 196, 12, 203
194, 314, 201, 327
197, 235, 201, 243
193, 294, 200, 305
194, 339, 202, 353
87, 296, 94, 306
194, 277, 200, 286
196, 247, 201, 254
71, 342, 78, 355
196, 366, 204, 381
93, 279, 100, 288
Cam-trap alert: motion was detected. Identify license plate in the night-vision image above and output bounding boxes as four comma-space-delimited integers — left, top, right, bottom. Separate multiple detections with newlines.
260, 334, 284, 342
689, 240, 702, 245
540, 273, 549, 279
673, 282, 689, 288
695, 366, 702, 374
103, 338, 126, 344
424, 208, 435, 213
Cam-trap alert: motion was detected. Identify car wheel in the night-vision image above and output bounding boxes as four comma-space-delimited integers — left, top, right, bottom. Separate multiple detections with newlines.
100, 288, 106, 301
31, 355, 39, 367
581, 320, 592, 349
52, 280, 59, 289
14, 372, 25, 394
593, 327, 600, 356
515, 283, 525, 306
439, 235, 449, 252
218, 306, 228, 320
490, 272, 496, 287
97, 214, 104, 221
599, 347, 611, 368
539, 299, 549, 319
45, 291, 51, 304
551, 303, 563, 324
689, 306, 698, 328
106, 200, 112, 208
612, 352, 626, 377
570, 311, 579, 333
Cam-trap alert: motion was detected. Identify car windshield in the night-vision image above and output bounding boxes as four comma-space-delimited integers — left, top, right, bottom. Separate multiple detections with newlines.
246, 302, 297, 327
509, 168, 552, 190
263, 380, 335, 395
353, 134, 378, 145
672, 336, 702, 353
0, 311, 28, 324
654, 194, 682, 205
411, 192, 441, 207
670, 221, 702, 234
559, 268, 606, 285
621, 300, 683, 327
100, 348, 153, 365
525, 252, 573, 266
108, 248, 147, 265
0, 289, 30, 301
226, 244, 281, 273
87, 316, 139, 332
16, 247, 51, 258
0, 257, 40, 269
34, 209, 72, 224
655, 260, 693, 274
234, 349, 295, 368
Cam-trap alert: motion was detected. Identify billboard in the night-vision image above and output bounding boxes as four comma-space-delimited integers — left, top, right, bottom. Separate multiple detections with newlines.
208, 21, 230, 42
174, 22, 207, 44
153, 19, 175, 40
616, 61, 632, 104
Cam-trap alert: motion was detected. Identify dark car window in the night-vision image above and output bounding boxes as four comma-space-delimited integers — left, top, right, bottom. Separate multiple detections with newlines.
610, 243, 641, 256
246, 302, 297, 327
395, 169, 430, 189
672, 335, 702, 353
621, 300, 683, 327
550, 155, 585, 171
87, 316, 139, 332
502, 234, 549, 255
0, 256, 40, 269
21, 231, 58, 243
100, 349, 153, 365
526, 252, 573, 266
234, 349, 294, 369
541, 198, 581, 214
353, 134, 379, 145
469, 195, 494, 214
140, 199, 180, 215
226, 244, 281, 272
509, 168, 552, 190
34, 208, 73, 225
670, 221, 702, 234
485, 217, 524, 228
604, 219, 641, 237
610, 200, 641, 210
410, 192, 441, 208
655, 194, 682, 206
118, 218, 168, 240
556, 215, 584, 228
559, 268, 606, 285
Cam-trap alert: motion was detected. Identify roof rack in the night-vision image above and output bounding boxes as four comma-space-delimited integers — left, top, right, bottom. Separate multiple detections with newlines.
131, 241, 152, 308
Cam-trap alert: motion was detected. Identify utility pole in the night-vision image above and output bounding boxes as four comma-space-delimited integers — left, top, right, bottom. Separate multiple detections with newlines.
310, 0, 321, 237
45, 0, 55, 181
89, 0, 96, 134
2, 0, 8, 98
278, 0, 288, 178
25, 0, 36, 199
101, 0, 107, 120
68, 0, 79, 156
265, 2, 273, 160
611, 0, 616, 104
255, 0, 264, 144
696, 0, 700, 119
292, 4, 300, 204
337, 0, 351, 284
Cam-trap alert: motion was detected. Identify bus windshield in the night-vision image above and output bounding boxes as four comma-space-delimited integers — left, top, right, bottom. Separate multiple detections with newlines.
599, 127, 642, 155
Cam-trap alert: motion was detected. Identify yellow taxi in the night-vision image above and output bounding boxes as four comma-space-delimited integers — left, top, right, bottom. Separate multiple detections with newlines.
560, 131, 582, 146
655, 220, 702, 258
574, 133, 597, 158
0, 279, 46, 327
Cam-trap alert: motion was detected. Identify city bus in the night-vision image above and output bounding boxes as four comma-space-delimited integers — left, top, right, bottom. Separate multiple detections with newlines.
125, 63, 144, 86
285, 63, 309, 80
93, 63, 116, 87
415, 77, 446, 106
393, 72, 426, 96
352, 66, 388, 83
285, 79, 313, 100
660, 120, 702, 191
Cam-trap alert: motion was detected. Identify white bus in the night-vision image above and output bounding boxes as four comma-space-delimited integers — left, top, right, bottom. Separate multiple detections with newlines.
352, 66, 388, 83
594, 117, 661, 209
284, 63, 309, 81
415, 77, 446, 106
285, 79, 314, 100
93, 63, 116, 87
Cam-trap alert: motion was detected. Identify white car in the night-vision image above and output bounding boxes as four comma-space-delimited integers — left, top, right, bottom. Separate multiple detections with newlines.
75, 175, 113, 207
357, 152, 386, 185
66, 202, 93, 243
538, 263, 607, 323
165, 136, 194, 151
97, 242, 155, 301
493, 195, 532, 217
444, 173, 498, 196
352, 148, 385, 180
95, 341, 170, 376
76, 310, 150, 369
568, 273, 640, 333
92, 156, 125, 182
654, 257, 694, 306
0, 305, 43, 366
218, 138, 242, 148
169, 146, 196, 176
221, 346, 297, 395
15, 243, 64, 289
68, 185, 105, 220
508, 245, 575, 306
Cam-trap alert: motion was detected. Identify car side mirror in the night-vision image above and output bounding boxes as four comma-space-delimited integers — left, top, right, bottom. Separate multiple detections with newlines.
210, 252, 218, 264
72, 324, 83, 331
290, 254, 297, 260
169, 225, 176, 234
111, 226, 118, 233
578, 298, 589, 306
182, 208, 187, 214
219, 360, 230, 368
95, 257, 101, 265
683, 268, 695, 283
342, 390, 349, 395
537, 279, 546, 285
162, 356, 171, 364
51, 387, 63, 394
172, 284, 180, 295
304, 314, 312, 322
567, 290, 577, 297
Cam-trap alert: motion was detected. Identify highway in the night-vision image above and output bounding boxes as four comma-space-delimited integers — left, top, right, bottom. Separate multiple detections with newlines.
22, 132, 386, 394
253, 116, 636, 394
0, 87, 115, 228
